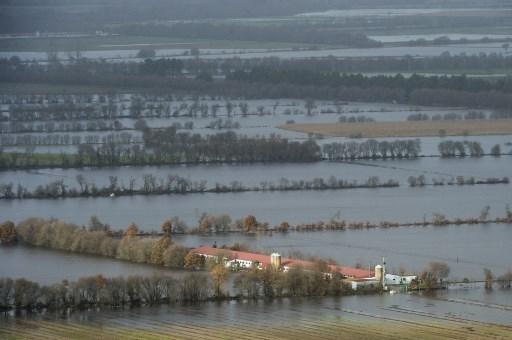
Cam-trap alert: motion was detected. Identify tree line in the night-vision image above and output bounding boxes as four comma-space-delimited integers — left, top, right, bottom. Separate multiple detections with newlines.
407, 175, 509, 187
322, 139, 421, 160
0, 132, 137, 147
407, 111, 512, 121
115, 22, 381, 47
219, 53, 512, 75
142, 129, 321, 163
1, 120, 126, 133
0, 130, 321, 169
0, 261, 363, 313
437, 140, 498, 158
3, 57, 512, 111
0, 175, 399, 200
229, 68, 512, 95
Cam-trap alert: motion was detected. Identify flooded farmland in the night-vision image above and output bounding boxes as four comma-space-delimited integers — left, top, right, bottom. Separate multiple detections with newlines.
2, 1, 512, 337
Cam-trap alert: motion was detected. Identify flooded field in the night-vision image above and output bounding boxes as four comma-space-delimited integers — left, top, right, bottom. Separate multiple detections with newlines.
0, 246, 177, 285
1, 155, 511, 190
1, 289, 511, 339
2, 220, 511, 281
174, 223, 512, 279
0, 42, 508, 62
1, 181, 510, 235
2, 1, 512, 337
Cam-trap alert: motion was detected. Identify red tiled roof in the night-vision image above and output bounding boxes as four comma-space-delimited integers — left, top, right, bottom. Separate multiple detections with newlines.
190, 246, 372, 279
191, 246, 272, 266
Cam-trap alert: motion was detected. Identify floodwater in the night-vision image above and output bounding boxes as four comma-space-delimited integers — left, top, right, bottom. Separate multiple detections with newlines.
1, 156, 511, 190
0, 246, 180, 285
0, 42, 508, 62
173, 223, 512, 280
1, 181, 510, 230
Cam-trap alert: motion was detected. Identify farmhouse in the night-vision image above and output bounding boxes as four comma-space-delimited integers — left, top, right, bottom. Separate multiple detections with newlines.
190, 246, 373, 279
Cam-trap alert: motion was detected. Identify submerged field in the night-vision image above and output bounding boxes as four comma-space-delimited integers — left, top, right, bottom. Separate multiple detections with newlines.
280, 119, 512, 138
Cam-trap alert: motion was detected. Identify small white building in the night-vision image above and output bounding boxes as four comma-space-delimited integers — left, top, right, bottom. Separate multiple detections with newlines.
349, 278, 381, 290
384, 274, 417, 286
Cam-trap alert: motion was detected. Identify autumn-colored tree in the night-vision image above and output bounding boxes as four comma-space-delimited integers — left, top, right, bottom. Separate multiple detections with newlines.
0, 221, 17, 245
210, 263, 228, 298
243, 215, 257, 232
95, 274, 107, 289
184, 252, 205, 270
125, 223, 138, 237
150, 236, 172, 265
427, 262, 450, 281
161, 219, 173, 237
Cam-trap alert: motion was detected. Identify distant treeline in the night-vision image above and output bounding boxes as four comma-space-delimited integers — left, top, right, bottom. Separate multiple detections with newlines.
437, 140, 508, 158
0, 175, 399, 200
1, 120, 128, 133
217, 54, 512, 74
408, 175, 509, 187
115, 22, 381, 47
2, 58, 512, 110
0, 132, 137, 147
322, 139, 421, 160
407, 111, 512, 121
229, 68, 512, 94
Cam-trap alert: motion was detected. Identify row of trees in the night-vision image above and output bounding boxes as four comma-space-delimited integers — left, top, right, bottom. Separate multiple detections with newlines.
0, 131, 322, 169
3, 201, 512, 243
338, 115, 375, 123
0, 132, 137, 147
408, 175, 509, 187
0, 120, 127, 134
116, 22, 381, 47
0, 259, 367, 312
204, 53, 512, 75
0, 273, 211, 311
229, 69, 512, 95
0, 175, 399, 200
322, 139, 421, 160
407, 111, 489, 121
143, 129, 322, 163
438, 140, 486, 157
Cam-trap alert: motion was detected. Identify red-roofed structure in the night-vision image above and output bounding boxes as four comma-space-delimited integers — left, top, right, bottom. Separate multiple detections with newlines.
190, 246, 372, 279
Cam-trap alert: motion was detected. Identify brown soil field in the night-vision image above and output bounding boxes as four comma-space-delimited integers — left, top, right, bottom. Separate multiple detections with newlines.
279, 119, 512, 138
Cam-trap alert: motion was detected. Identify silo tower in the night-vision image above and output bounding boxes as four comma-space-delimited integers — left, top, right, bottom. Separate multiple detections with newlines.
270, 253, 282, 271
375, 265, 384, 284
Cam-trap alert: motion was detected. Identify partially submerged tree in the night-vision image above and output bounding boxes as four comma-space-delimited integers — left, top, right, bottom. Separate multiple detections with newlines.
209, 264, 229, 298
0, 221, 17, 245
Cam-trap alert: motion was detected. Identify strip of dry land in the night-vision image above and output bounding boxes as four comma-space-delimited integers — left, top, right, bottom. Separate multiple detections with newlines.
279, 119, 512, 138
